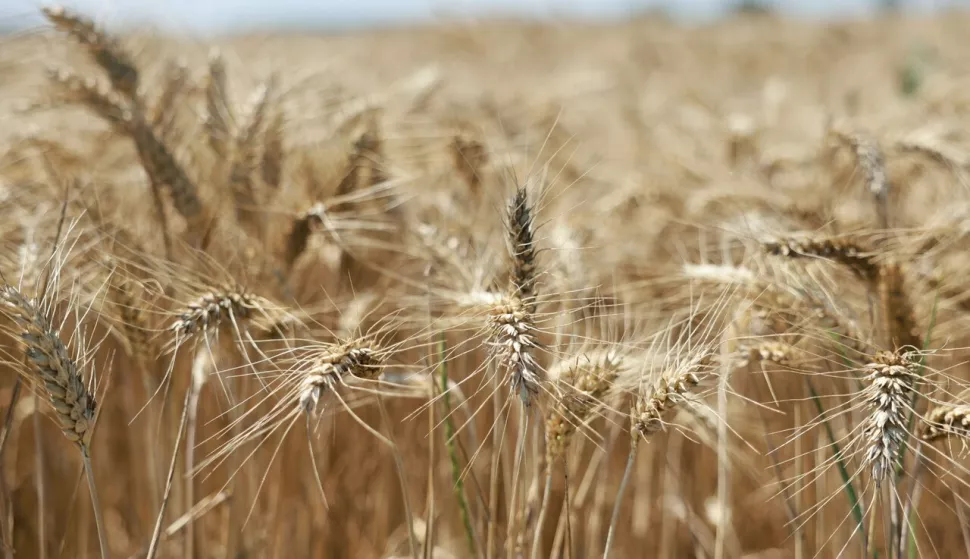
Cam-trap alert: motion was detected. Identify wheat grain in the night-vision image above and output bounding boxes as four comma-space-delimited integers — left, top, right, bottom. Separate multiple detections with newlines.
862, 349, 920, 483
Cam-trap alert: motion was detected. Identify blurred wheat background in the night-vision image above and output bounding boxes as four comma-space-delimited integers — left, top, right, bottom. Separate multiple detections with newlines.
3, 2, 970, 558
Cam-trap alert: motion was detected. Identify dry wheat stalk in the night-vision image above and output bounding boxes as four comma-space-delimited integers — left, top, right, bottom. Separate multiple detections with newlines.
0, 284, 109, 558
607, 349, 713, 559
862, 349, 920, 483
878, 261, 921, 350
43, 5, 140, 102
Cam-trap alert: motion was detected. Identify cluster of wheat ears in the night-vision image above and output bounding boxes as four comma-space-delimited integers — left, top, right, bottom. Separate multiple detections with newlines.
4, 5, 970, 558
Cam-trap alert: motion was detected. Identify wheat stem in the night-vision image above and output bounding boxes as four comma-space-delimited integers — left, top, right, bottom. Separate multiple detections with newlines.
82, 447, 110, 559
529, 468, 553, 559
506, 402, 530, 558
377, 395, 419, 559
603, 437, 638, 559
146, 390, 191, 559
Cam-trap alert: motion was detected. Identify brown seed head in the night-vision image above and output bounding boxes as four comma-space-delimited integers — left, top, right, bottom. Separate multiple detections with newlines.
43, 5, 140, 101
922, 404, 970, 444
0, 285, 97, 447
862, 349, 920, 483
300, 342, 383, 414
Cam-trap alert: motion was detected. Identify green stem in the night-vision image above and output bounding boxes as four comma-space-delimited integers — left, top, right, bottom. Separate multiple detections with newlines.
807, 378, 866, 553
438, 333, 476, 556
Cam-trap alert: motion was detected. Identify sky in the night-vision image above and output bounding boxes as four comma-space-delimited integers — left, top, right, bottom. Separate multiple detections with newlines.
1, 0, 968, 33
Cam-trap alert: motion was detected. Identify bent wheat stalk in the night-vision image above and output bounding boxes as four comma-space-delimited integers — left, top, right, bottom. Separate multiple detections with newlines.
604, 353, 707, 559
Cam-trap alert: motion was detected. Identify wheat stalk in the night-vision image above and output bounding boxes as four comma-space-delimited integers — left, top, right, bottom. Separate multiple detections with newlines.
878, 261, 921, 350
0, 284, 108, 558
535, 349, 620, 559
605, 349, 713, 558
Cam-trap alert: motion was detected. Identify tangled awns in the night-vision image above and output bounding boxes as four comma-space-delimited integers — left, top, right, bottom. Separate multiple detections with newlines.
5, 5, 970, 559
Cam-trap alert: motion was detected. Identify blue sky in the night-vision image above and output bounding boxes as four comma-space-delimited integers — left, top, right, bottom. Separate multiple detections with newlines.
2, 0, 966, 33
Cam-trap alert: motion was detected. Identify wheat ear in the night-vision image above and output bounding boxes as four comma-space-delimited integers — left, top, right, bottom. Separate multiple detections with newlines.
47, 70, 206, 237
545, 350, 622, 464
149, 59, 189, 138
299, 341, 384, 414
43, 5, 139, 102
733, 341, 797, 368
261, 110, 285, 191
204, 50, 233, 158
228, 77, 276, 232
832, 130, 890, 228
452, 134, 487, 194
862, 349, 920, 484
922, 404, 970, 446
488, 186, 543, 407
0, 285, 109, 558
764, 234, 880, 284
171, 288, 272, 340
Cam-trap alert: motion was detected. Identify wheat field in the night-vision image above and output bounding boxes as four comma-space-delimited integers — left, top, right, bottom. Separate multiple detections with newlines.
2, 5, 970, 558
